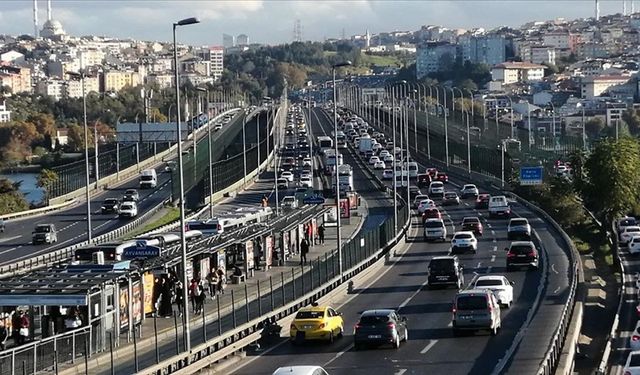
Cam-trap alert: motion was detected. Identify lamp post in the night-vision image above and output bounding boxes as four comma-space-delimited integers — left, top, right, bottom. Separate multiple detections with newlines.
173, 16, 200, 354
454, 87, 472, 174
332, 61, 352, 279
438, 86, 450, 166
549, 101, 556, 152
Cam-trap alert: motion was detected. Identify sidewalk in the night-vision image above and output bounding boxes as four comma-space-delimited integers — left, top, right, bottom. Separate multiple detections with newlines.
59, 196, 368, 375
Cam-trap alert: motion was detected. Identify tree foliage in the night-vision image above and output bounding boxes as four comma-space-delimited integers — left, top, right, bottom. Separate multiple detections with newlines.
0, 178, 29, 214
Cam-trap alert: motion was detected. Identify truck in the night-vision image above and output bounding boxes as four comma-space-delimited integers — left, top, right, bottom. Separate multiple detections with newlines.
359, 135, 374, 155
139, 169, 158, 189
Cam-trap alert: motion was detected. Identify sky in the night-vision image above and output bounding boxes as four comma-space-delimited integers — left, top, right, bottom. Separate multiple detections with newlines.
0, 0, 632, 46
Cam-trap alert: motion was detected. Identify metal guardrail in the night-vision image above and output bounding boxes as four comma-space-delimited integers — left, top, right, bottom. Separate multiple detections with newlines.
0, 199, 77, 221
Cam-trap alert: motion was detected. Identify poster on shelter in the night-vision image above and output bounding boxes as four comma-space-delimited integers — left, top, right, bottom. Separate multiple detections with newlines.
217, 249, 226, 273
265, 236, 273, 268
143, 273, 155, 315
132, 281, 142, 325
119, 288, 129, 330
282, 232, 290, 257
340, 199, 350, 219
245, 240, 254, 274
200, 257, 210, 278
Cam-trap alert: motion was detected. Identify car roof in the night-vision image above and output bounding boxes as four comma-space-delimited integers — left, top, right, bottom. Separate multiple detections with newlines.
454, 231, 475, 236
463, 216, 479, 221
457, 289, 492, 296
510, 240, 534, 246
297, 305, 328, 313
272, 366, 326, 375
431, 255, 456, 261
360, 309, 395, 317
476, 275, 506, 282
424, 218, 443, 223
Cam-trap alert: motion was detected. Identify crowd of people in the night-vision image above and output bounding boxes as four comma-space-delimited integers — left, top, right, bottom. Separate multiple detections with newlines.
154, 268, 227, 318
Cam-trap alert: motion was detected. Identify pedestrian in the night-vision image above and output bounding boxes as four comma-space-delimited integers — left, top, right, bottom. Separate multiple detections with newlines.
0, 314, 9, 351
303, 224, 310, 241
174, 281, 184, 317
206, 268, 218, 299
254, 240, 263, 271
18, 312, 29, 345
261, 195, 268, 207
189, 278, 199, 313
216, 268, 227, 294
318, 224, 325, 245
194, 281, 206, 314
300, 238, 310, 265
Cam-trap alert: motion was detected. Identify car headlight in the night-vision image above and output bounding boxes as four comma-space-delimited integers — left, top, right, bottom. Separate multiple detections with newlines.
101, 206, 105, 209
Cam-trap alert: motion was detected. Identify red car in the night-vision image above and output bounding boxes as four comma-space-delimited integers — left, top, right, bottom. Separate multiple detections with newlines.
461, 217, 483, 236
475, 194, 490, 209
427, 168, 438, 178
422, 208, 442, 222
436, 172, 448, 183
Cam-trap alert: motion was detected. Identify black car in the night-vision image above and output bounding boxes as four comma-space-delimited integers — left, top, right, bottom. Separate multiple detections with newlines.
416, 173, 431, 188
101, 198, 119, 214
506, 241, 539, 270
354, 309, 408, 350
123, 189, 139, 202
427, 256, 464, 289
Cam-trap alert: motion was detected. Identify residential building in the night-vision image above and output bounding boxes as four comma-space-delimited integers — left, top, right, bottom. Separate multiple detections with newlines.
180, 57, 211, 76
0, 65, 32, 94
520, 44, 556, 65
52, 129, 68, 149
146, 73, 174, 89
542, 31, 572, 50
0, 51, 25, 64
77, 48, 105, 68
459, 34, 506, 66
151, 56, 173, 73
65, 75, 99, 98
581, 74, 633, 99
0, 100, 10, 123
415, 42, 457, 78
102, 70, 140, 92
576, 42, 614, 59
237, 34, 249, 46
196, 46, 224, 81
36, 79, 65, 101
606, 102, 627, 126
491, 62, 545, 84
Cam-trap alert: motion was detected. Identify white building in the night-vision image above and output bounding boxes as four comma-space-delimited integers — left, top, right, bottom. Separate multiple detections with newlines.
196, 46, 224, 81
36, 79, 65, 101
415, 42, 457, 78
146, 73, 174, 89
65, 75, 99, 98
491, 62, 545, 84
581, 74, 633, 99
0, 100, 10, 123
0, 51, 25, 65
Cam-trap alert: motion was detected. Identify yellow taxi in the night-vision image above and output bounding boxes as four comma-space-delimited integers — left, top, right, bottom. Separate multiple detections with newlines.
290, 305, 344, 343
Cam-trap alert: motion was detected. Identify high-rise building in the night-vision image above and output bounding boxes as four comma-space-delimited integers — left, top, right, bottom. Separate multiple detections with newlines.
222, 34, 235, 49
459, 34, 506, 66
237, 34, 249, 46
196, 46, 224, 81
415, 42, 457, 78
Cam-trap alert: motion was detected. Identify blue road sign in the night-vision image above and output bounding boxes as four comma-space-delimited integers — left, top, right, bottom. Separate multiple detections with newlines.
303, 195, 326, 205
123, 243, 161, 259
520, 166, 543, 186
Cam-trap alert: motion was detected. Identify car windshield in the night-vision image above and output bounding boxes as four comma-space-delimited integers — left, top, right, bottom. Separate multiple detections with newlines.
35, 226, 50, 233
445, 193, 456, 198
621, 218, 637, 226
510, 245, 533, 254
425, 221, 443, 228
463, 218, 479, 224
105, 199, 117, 204
359, 315, 390, 325
431, 182, 443, 188
121, 203, 133, 209
463, 185, 475, 190
456, 296, 488, 310
511, 219, 528, 226
429, 259, 454, 272
141, 176, 153, 181
475, 279, 503, 287
295, 311, 324, 319
630, 353, 640, 367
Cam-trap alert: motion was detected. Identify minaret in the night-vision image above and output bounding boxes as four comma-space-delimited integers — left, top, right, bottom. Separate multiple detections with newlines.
366, 29, 371, 48
596, 0, 600, 20
47, 0, 52, 21
624, 0, 627, 15
33, 0, 39, 38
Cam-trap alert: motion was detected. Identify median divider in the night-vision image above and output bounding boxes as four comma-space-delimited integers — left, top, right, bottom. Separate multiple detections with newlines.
0, 199, 77, 221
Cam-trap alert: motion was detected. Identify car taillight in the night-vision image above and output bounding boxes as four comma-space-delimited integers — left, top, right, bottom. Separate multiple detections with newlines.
507, 252, 515, 258
452, 305, 457, 313
318, 323, 326, 329
290, 323, 296, 330
528, 250, 536, 257
387, 322, 396, 330
217, 224, 222, 231
633, 335, 640, 342
354, 323, 361, 331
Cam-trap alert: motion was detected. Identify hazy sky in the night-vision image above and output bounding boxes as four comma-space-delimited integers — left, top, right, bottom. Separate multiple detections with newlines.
0, 0, 632, 45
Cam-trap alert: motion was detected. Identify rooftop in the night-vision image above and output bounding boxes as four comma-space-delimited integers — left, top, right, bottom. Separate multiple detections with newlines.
494, 62, 546, 70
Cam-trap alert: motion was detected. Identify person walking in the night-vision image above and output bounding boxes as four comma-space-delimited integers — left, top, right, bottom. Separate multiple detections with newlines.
18, 312, 29, 345
206, 268, 218, 299
174, 281, 184, 317
189, 278, 199, 313
300, 238, 310, 265
216, 268, 227, 295
194, 281, 206, 315
318, 224, 325, 245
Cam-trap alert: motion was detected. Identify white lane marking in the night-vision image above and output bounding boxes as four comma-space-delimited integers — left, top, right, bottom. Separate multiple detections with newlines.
420, 339, 438, 354
394, 370, 408, 375
491, 230, 495, 235
492, 238, 497, 243
0, 235, 21, 243
554, 286, 561, 294
0, 247, 18, 255
492, 246, 497, 252
399, 277, 430, 310
551, 263, 559, 274
490, 255, 496, 262
323, 343, 354, 367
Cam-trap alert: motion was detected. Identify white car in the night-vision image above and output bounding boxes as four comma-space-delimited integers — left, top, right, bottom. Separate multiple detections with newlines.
374, 160, 385, 170
623, 350, 640, 375
119, 202, 138, 218
272, 366, 329, 375
473, 275, 514, 308
299, 176, 313, 188
282, 196, 298, 209
417, 199, 436, 214
460, 184, 479, 199
302, 157, 312, 167
630, 236, 640, 255
429, 181, 445, 198
280, 171, 294, 182
379, 150, 390, 158
451, 231, 478, 254
300, 171, 312, 180
369, 156, 380, 165
413, 194, 430, 208
618, 217, 638, 234
383, 154, 394, 163
424, 218, 447, 242
382, 169, 394, 180
621, 226, 640, 246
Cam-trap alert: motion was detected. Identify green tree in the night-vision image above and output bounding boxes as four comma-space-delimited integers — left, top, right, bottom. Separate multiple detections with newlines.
581, 137, 640, 223
0, 177, 29, 214
37, 168, 59, 204
66, 123, 93, 152
584, 118, 605, 138
622, 108, 640, 135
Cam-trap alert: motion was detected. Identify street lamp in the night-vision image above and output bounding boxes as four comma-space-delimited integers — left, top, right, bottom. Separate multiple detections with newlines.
436, 86, 450, 166
173, 15, 200, 354
332, 60, 352, 280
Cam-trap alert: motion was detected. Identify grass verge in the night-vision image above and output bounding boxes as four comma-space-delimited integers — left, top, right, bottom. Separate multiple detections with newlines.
125, 207, 180, 239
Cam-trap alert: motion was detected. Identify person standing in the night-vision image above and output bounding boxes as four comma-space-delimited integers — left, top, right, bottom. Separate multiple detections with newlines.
206, 268, 218, 299
174, 281, 184, 317
217, 268, 227, 294
189, 278, 199, 313
18, 312, 29, 345
318, 224, 325, 245
300, 238, 310, 265
0, 314, 9, 350
254, 240, 263, 271
194, 281, 206, 315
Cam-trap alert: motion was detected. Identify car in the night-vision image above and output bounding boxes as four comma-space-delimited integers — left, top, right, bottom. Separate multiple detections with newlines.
32, 224, 57, 244
373, 160, 385, 170
101, 198, 120, 214
461, 217, 483, 236
621, 226, 640, 246
422, 208, 442, 222
277, 178, 289, 190
452, 289, 502, 336
416, 173, 432, 188
272, 366, 329, 375
451, 231, 478, 253
630, 236, 640, 255
427, 256, 463, 288
119, 201, 138, 218
507, 218, 532, 240
460, 184, 479, 199
424, 218, 447, 242
428, 181, 445, 198
281, 171, 294, 182
353, 309, 408, 350
383, 154, 394, 163
473, 275, 514, 308
475, 194, 491, 209
618, 217, 638, 234
302, 157, 312, 167
379, 150, 390, 158
488, 195, 511, 218
630, 321, 640, 351
123, 189, 139, 202
368, 156, 380, 165
417, 199, 436, 214
506, 241, 539, 270
382, 169, 394, 180
436, 172, 449, 183
442, 191, 460, 206
623, 350, 640, 375
289, 305, 344, 344
164, 160, 177, 172
413, 194, 430, 208
427, 168, 438, 178
282, 196, 299, 209
300, 171, 312, 180
299, 176, 313, 188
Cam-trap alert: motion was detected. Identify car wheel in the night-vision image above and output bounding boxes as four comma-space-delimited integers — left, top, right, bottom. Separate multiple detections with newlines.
403, 328, 409, 342
337, 325, 344, 339
393, 334, 401, 349
328, 331, 334, 344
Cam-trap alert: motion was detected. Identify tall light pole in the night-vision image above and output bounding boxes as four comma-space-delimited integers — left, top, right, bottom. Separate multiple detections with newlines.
439, 86, 450, 166
332, 61, 352, 280
242, 93, 248, 187
173, 16, 200, 354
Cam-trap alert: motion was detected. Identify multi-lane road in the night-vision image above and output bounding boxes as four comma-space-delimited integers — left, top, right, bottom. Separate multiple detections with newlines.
228, 107, 572, 375
0, 109, 250, 267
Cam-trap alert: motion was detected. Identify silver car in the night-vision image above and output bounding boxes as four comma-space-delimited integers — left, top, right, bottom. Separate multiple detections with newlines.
452, 289, 502, 336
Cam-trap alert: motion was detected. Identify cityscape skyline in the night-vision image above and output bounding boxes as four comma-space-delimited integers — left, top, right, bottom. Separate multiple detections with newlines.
0, 0, 636, 45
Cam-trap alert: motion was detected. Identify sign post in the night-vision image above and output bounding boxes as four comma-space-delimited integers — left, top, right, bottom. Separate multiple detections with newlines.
519, 166, 543, 186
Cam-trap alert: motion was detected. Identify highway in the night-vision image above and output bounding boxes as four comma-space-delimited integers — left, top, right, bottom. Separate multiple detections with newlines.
228, 108, 572, 375
0, 109, 252, 267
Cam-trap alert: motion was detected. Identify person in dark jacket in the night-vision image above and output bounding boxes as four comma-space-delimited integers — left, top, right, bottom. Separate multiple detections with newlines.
300, 238, 310, 265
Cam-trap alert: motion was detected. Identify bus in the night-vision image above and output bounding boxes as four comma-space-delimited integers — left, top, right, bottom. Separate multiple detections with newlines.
333, 164, 354, 192
187, 206, 273, 235
317, 136, 333, 154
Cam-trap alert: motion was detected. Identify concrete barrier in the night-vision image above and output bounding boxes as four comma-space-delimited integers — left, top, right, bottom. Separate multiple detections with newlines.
0, 199, 77, 221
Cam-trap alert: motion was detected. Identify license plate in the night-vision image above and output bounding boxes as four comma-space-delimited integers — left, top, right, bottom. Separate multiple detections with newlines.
436, 276, 449, 280
304, 325, 313, 329
517, 255, 527, 258
368, 335, 381, 339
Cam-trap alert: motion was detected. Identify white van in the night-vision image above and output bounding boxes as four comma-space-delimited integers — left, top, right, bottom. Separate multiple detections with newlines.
139, 169, 158, 189
406, 161, 418, 178
488, 195, 511, 218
